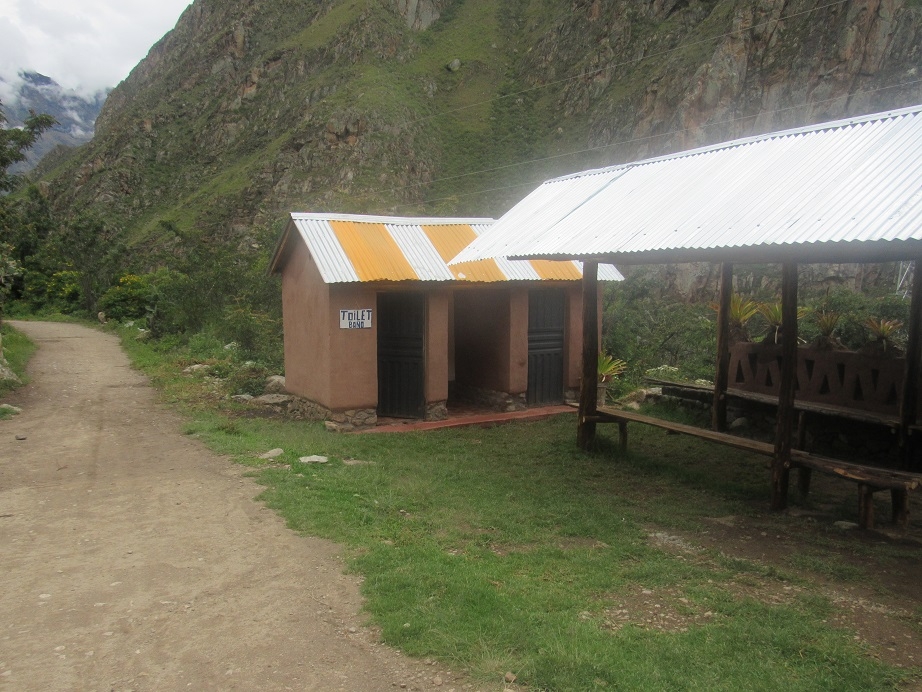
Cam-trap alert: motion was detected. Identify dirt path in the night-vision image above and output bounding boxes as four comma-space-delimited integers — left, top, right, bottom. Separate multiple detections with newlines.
0, 321, 456, 691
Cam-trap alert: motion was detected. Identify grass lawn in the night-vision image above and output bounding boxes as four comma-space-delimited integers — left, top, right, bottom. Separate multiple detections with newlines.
107, 329, 922, 688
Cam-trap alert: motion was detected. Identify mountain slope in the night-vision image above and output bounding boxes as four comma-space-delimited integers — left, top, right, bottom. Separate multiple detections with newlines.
36, 0, 922, 247
1, 72, 105, 173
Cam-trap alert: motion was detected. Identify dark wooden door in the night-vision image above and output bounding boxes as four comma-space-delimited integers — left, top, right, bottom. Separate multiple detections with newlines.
528, 289, 566, 405
377, 292, 426, 418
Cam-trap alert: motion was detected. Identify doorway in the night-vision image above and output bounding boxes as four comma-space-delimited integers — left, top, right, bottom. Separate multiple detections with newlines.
527, 289, 566, 405
377, 292, 426, 418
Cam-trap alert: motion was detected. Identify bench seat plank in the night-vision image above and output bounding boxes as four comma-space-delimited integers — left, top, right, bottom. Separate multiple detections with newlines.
593, 405, 775, 456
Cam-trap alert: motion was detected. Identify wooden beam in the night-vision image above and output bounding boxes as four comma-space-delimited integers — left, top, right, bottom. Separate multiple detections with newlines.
899, 257, 922, 471
571, 239, 922, 267
771, 262, 798, 511
712, 262, 732, 432
577, 261, 599, 450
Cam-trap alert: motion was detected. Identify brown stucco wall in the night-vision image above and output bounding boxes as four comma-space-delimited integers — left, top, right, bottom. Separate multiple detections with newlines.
281, 240, 331, 404
562, 282, 604, 391
280, 241, 378, 411
327, 284, 379, 410
508, 287, 528, 394
426, 290, 450, 403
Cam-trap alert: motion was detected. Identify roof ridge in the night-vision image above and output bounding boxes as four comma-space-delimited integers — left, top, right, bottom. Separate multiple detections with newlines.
549, 103, 922, 183
290, 212, 495, 225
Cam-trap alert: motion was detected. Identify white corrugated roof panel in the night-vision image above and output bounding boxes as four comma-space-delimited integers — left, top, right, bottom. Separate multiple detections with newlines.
296, 218, 359, 283
385, 223, 456, 281
271, 213, 623, 282
451, 104, 922, 264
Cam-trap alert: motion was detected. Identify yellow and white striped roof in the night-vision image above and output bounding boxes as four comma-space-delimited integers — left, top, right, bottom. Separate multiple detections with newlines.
273, 213, 622, 283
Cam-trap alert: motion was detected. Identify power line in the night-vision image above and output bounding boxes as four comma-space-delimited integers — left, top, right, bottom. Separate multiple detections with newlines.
383, 76, 922, 211
390, 79, 922, 209
367, 0, 856, 200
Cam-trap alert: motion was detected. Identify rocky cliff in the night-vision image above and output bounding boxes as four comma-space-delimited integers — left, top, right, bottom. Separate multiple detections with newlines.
35, 0, 922, 247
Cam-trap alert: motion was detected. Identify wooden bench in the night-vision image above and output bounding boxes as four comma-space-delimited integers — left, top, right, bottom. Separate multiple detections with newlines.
585, 404, 922, 529
588, 405, 775, 456
788, 451, 920, 528
646, 379, 902, 429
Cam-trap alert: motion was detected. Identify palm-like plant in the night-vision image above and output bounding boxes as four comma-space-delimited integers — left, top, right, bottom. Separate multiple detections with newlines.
864, 317, 903, 353
814, 310, 840, 336
597, 354, 628, 383
810, 310, 842, 349
758, 302, 810, 344
709, 293, 759, 342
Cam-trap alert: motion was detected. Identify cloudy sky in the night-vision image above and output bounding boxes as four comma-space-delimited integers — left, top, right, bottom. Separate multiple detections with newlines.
0, 0, 191, 101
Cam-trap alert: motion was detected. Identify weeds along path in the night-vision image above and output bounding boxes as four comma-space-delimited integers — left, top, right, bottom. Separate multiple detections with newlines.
0, 321, 438, 690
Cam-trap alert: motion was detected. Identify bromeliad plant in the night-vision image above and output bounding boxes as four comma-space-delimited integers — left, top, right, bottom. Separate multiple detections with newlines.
758, 301, 811, 344
863, 317, 904, 354
709, 293, 759, 342
598, 353, 628, 383
597, 353, 627, 406
810, 309, 843, 350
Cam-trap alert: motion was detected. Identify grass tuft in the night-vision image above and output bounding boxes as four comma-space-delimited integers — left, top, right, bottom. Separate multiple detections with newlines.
0, 323, 36, 399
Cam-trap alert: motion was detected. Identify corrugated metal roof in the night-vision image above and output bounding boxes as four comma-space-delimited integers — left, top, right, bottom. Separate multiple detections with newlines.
451, 104, 922, 265
273, 213, 623, 283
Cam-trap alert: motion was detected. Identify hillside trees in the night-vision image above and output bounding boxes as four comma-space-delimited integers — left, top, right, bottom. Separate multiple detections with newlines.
0, 103, 54, 193
1, 101, 54, 323
53, 214, 125, 314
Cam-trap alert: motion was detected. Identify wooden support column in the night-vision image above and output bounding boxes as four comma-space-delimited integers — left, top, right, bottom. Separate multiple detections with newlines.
891, 489, 910, 528
712, 262, 733, 432
899, 257, 922, 472
858, 485, 876, 530
795, 411, 812, 500
771, 262, 798, 511
577, 261, 599, 450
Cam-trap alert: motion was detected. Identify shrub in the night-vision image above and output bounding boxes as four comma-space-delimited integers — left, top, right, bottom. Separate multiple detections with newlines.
187, 331, 228, 361
226, 362, 270, 396
218, 305, 283, 369
604, 269, 716, 384
97, 274, 154, 321
801, 288, 909, 350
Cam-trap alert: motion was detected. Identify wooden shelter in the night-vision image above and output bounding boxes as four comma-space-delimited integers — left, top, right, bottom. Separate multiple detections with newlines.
451, 105, 922, 526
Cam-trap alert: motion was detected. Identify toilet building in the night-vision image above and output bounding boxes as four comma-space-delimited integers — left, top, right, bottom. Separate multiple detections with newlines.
268, 213, 622, 427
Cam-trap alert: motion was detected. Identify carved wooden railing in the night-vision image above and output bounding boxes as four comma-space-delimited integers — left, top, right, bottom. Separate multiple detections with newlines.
728, 343, 906, 416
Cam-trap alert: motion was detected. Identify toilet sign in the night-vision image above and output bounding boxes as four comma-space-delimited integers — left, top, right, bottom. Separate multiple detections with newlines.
340, 308, 373, 329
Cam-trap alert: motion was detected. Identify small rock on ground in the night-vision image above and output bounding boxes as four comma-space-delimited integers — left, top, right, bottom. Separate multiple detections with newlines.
264, 375, 287, 394
342, 458, 374, 466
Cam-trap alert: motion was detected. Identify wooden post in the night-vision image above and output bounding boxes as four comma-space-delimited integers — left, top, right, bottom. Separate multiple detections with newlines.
795, 411, 811, 501
577, 261, 599, 450
797, 468, 812, 501
899, 258, 922, 471
891, 488, 910, 528
712, 262, 733, 432
858, 485, 876, 530
771, 262, 798, 511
